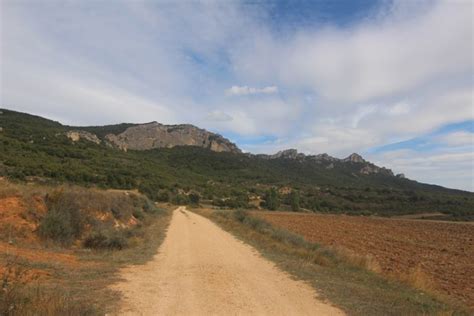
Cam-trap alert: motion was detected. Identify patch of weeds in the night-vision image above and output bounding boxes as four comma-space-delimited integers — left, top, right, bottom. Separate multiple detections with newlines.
1, 256, 96, 315
83, 230, 128, 250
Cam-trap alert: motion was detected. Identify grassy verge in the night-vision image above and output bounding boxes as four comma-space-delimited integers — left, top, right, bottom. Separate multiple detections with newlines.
76, 204, 173, 314
1, 207, 173, 315
0, 180, 174, 315
196, 208, 467, 315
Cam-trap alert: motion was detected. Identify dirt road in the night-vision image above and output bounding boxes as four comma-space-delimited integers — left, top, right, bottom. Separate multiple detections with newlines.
113, 207, 342, 315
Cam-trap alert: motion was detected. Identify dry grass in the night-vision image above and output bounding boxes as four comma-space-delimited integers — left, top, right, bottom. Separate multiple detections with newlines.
0, 180, 174, 315
1, 255, 94, 315
332, 247, 382, 274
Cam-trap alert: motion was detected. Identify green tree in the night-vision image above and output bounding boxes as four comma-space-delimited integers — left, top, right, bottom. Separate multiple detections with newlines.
157, 190, 170, 202
290, 190, 300, 211
189, 192, 200, 205
264, 188, 279, 211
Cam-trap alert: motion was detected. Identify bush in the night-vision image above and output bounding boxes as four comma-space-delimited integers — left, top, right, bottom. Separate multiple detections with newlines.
38, 210, 74, 243
132, 208, 145, 220
82, 231, 107, 249
213, 195, 250, 209
189, 192, 200, 205
142, 198, 156, 214
38, 189, 84, 243
157, 190, 170, 202
83, 230, 128, 250
173, 194, 189, 205
233, 209, 248, 222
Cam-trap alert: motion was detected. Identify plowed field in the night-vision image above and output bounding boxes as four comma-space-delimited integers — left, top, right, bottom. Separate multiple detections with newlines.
255, 212, 474, 309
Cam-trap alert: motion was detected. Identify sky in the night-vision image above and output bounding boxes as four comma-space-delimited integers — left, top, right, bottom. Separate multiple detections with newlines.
1, 0, 473, 191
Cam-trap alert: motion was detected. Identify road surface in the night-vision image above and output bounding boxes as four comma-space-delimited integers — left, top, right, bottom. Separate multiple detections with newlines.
113, 207, 343, 315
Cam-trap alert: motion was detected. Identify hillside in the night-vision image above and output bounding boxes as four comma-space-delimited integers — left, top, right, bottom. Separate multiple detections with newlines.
69, 121, 241, 153
1, 108, 473, 218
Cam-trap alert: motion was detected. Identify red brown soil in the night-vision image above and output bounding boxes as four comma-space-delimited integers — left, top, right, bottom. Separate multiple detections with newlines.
0, 196, 47, 244
0, 196, 94, 283
0, 242, 81, 268
255, 212, 474, 308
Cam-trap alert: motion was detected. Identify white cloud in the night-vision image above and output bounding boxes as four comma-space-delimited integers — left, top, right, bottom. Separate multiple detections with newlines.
387, 102, 411, 116
225, 85, 278, 96
437, 131, 474, 147
234, 0, 472, 104
202, 98, 301, 137
1, 0, 473, 190
205, 110, 233, 122
369, 150, 474, 191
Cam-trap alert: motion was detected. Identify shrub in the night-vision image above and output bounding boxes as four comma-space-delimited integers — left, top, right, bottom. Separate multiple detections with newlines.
83, 230, 128, 250
43, 189, 84, 238
132, 208, 145, 220
156, 190, 170, 202
110, 207, 122, 219
82, 231, 107, 249
188, 192, 200, 205
173, 194, 189, 205
243, 215, 271, 232
38, 210, 74, 243
142, 198, 156, 213
106, 233, 128, 250
233, 209, 248, 222
38, 189, 86, 244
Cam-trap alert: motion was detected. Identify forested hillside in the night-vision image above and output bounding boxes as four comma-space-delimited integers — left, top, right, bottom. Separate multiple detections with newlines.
1, 108, 473, 218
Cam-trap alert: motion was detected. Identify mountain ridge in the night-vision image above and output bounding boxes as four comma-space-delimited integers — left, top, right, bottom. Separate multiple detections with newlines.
1, 107, 473, 220
10, 108, 398, 177
70, 121, 241, 153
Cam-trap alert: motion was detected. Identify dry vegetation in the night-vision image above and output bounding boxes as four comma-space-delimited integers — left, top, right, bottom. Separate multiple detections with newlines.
197, 207, 469, 315
0, 179, 172, 315
255, 211, 474, 310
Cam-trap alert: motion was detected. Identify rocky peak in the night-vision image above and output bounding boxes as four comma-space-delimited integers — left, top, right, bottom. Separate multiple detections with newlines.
256, 149, 396, 177
66, 130, 101, 145
271, 149, 300, 159
311, 153, 338, 162
343, 153, 365, 163
104, 122, 241, 153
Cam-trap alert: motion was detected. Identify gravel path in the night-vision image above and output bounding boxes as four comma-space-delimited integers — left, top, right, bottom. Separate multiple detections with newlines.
113, 207, 342, 315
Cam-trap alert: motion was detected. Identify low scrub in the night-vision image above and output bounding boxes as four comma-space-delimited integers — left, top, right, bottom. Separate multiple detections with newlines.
82, 230, 128, 250
216, 210, 335, 266
38, 209, 78, 244
0, 180, 166, 249
0, 180, 174, 315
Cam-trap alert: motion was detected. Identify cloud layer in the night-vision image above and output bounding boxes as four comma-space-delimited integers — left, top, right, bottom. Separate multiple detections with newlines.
1, 0, 472, 190
226, 85, 278, 96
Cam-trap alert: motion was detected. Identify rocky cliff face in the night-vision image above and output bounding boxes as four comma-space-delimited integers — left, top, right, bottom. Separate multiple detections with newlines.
66, 130, 101, 145
257, 149, 395, 176
103, 122, 241, 153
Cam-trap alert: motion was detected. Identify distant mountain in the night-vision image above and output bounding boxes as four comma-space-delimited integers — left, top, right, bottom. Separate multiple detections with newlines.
1, 108, 473, 219
68, 121, 240, 153
254, 149, 394, 177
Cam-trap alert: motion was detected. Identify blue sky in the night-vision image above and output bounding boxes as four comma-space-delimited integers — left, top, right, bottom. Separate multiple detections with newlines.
1, 0, 473, 191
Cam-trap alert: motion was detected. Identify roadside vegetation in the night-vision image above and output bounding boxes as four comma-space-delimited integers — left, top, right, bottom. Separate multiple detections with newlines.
0, 180, 172, 315
199, 208, 469, 315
